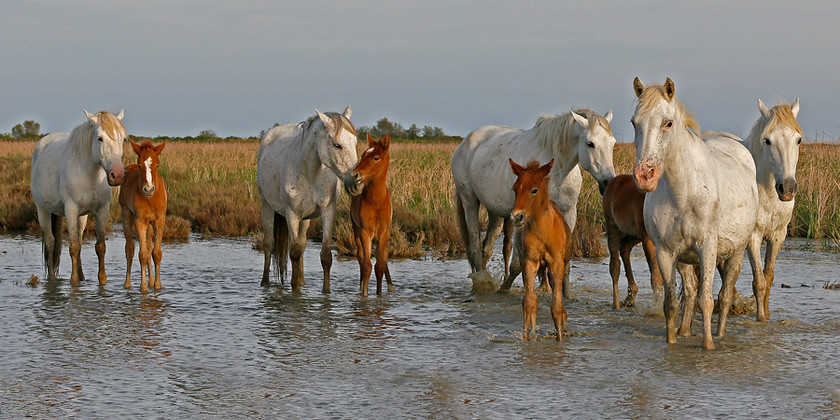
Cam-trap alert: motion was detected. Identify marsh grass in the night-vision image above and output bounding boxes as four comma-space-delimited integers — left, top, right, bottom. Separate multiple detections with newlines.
5, 139, 840, 257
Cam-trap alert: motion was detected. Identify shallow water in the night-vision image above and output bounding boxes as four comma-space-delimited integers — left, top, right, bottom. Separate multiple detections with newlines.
1, 233, 839, 418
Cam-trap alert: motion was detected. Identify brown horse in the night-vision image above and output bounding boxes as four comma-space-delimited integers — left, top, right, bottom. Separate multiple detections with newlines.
119, 140, 167, 292
351, 134, 394, 297
509, 159, 572, 341
603, 174, 663, 309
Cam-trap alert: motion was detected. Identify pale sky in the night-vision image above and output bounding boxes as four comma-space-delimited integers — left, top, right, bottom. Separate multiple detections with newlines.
3, 1, 839, 141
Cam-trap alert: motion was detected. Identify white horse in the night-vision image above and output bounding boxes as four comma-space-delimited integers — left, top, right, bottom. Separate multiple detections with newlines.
631, 78, 761, 350
30, 110, 128, 285
698, 98, 802, 321
257, 106, 362, 292
451, 109, 617, 291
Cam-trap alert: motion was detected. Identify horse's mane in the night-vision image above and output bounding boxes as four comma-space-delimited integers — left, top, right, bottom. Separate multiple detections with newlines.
301, 112, 357, 137
636, 85, 700, 133
69, 111, 126, 158
533, 109, 608, 155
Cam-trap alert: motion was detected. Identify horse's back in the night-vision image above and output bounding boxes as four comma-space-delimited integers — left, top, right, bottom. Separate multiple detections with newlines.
707, 135, 759, 257
258, 123, 301, 164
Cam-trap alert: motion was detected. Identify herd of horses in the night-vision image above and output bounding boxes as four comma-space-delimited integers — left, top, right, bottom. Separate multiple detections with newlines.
28, 78, 804, 350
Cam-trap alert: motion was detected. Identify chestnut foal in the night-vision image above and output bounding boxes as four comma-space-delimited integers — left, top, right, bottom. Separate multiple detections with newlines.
603, 174, 663, 309
351, 134, 394, 297
119, 140, 167, 291
510, 159, 572, 341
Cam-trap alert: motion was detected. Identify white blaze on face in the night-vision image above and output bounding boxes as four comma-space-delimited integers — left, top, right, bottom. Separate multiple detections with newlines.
144, 156, 153, 188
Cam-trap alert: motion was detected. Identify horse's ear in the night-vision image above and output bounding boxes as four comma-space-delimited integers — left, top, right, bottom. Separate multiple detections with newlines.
315, 109, 337, 135
130, 139, 142, 155
381, 134, 390, 149
367, 133, 376, 147
154, 140, 167, 154
791, 98, 800, 118
509, 158, 524, 176
571, 111, 589, 128
758, 98, 772, 119
84, 109, 98, 124
116, 109, 125, 121
343, 105, 352, 119
664, 78, 675, 100
540, 159, 554, 176
633, 77, 645, 98
604, 110, 613, 123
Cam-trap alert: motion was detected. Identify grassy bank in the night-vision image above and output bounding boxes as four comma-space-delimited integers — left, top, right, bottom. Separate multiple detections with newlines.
2, 139, 839, 258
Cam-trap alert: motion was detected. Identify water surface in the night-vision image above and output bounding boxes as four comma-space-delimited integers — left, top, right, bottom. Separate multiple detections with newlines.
1, 233, 839, 418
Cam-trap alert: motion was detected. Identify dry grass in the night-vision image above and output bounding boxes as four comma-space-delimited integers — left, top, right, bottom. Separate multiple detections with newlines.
4, 138, 840, 258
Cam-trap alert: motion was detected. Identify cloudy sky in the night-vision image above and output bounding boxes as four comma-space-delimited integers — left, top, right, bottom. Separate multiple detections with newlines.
2, 1, 838, 141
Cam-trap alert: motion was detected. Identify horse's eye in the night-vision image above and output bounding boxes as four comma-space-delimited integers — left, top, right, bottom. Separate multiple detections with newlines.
333, 143, 342, 150
531, 188, 538, 195
373, 156, 380, 161
586, 141, 595, 148
663, 120, 673, 130
796, 137, 803, 145
764, 138, 771, 145
97, 136, 103, 142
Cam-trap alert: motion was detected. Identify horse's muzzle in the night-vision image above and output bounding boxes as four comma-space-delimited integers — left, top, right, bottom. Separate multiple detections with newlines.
511, 212, 525, 228
143, 185, 155, 197
344, 177, 363, 196
107, 165, 125, 186
776, 178, 797, 202
633, 163, 659, 192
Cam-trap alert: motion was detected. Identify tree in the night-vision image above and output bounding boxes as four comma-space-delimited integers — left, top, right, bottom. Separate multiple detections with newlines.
11, 120, 40, 138
197, 129, 218, 140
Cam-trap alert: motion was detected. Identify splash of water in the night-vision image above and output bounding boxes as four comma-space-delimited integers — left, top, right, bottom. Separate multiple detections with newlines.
469, 270, 500, 294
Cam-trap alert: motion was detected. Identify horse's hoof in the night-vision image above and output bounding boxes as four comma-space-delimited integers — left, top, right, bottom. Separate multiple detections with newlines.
388, 285, 395, 292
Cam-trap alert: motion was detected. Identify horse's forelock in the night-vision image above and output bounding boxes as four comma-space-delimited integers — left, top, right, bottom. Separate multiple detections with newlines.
636, 86, 700, 133
573, 108, 613, 136
306, 112, 357, 138
763, 104, 803, 138
97, 111, 127, 140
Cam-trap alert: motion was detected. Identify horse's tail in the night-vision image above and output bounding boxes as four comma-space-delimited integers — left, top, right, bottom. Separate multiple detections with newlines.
455, 192, 469, 251
273, 212, 289, 283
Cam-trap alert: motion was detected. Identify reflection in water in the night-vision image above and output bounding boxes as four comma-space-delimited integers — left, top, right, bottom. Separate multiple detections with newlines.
2, 234, 840, 417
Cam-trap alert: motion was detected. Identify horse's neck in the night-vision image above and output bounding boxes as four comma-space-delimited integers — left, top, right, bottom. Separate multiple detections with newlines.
69, 141, 102, 177
300, 132, 327, 178
743, 130, 776, 190
362, 169, 389, 198
662, 130, 713, 200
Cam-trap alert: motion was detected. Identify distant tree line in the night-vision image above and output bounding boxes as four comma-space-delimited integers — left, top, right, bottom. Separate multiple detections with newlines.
356, 118, 460, 142
0, 120, 41, 140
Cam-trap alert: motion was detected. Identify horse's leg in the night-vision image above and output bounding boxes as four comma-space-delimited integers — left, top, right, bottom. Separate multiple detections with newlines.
697, 244, 718, 350
65, 205, 84, 286
716, 252, 744, 339
762, 235, 783, 319
145, 228, 154, 286
151, 216, 165, 289
607, 230, 622, 309
358, 229, 373, 297
135, 218, 150, 292
374, 229, 391, 294
122, 207, 135, 289
37, 208, 57, 280
481, 215, 504, 268
287, 214, 308, 292
676, 262, 698, 337
548, 261, 568, 342
499, 244, 521, 292
259, 198, 275, 287
621, 240, 639, 308
641, 235, 662, 294
656, 249, 678, 344
521, 259, 539, 341
502, 218, 513, 278
745, 233, 767, 322
319, 203, 337, 294
459, 192, 484, 272
94, 206, 110, 286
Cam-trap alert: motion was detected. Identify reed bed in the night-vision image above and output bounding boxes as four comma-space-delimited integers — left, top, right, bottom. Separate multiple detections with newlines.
3, 139, 839, 257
